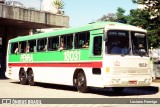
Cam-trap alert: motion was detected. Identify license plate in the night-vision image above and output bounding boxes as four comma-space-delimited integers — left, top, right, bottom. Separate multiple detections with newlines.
129, 80, 137, 85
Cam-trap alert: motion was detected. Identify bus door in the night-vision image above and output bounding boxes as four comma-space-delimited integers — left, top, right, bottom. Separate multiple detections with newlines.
89, 34, 103, 81
89, 34, 103, 57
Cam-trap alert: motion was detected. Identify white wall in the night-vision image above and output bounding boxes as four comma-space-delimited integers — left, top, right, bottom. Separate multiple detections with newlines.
41, 0, 57, 13
4, 0, 57, 13
4, 0, 41, 10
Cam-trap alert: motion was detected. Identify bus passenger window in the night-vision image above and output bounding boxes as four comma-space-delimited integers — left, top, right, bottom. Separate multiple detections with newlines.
14, 48, 18, 54
25, 43, 30, 53
28, 40, 36, 52
82, 40, 89, 48
37, 38, 47, 52
67, 35, 73, 49
11, 43, 18, 54
93, 36, 102, 55
59, 38, 65, 50
48, 36, 59, 51
19, 41, 26, 53
60, 34, 73, 50
75, 31, 90, 48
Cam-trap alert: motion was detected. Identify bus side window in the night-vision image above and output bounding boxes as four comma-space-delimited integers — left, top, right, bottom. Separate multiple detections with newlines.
48, 36, 59, 51
66, 34, 73, 49
28, 40, 36, 52
19, 41, 26, 53
11, 43, 18, 54
75, 31, 90, 48
37, 38, 47, 52
60, 34, 73, 50
93, 36, 102, 55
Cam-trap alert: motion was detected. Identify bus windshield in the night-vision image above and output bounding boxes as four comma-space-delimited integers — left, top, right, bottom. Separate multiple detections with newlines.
131, 32, 147, 56
105, 30, 148, 56
105, 30, 129, 55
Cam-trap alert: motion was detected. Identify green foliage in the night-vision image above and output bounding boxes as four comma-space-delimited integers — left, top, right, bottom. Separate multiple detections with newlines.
131, 0, 160, 47
52, 0, 65, 9
116, 7, 126, 20
97, 0, 160, 47
97, 13, 117, 21
98, 7, 127, 22
129, 9, 150, 28
132, 0, 160, 18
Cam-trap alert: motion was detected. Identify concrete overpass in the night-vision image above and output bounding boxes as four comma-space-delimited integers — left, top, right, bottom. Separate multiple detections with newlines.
0, 3, 69, 78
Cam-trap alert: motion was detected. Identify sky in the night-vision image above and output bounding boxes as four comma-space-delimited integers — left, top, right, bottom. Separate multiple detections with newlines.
5, 0, 137, 27
63, 0, 137, 27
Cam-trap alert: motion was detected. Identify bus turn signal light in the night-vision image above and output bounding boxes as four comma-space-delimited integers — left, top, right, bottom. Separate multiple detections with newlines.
106, 68, 110, 73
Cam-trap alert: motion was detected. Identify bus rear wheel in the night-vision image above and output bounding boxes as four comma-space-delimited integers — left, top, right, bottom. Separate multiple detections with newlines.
27, 69, 35, 86
112, 87, 124, 92
19, 69, 28, 85
76, 72, 88, 93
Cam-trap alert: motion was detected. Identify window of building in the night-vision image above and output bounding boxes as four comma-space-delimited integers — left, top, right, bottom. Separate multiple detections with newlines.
28, 40, 36, 52
48, 36, 59, 51
37, 38, 47, 52
93, 36, 102, 55
75, 31, 90, 48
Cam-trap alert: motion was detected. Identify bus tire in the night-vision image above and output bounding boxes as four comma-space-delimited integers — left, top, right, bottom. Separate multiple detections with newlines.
76, 72, 88, 93
19, 69, 28, 85
27, 69, 35, 86
112, 87, 124, 92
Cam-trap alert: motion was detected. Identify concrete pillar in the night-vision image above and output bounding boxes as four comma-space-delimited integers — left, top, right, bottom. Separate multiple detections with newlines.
0, 26, 30, 78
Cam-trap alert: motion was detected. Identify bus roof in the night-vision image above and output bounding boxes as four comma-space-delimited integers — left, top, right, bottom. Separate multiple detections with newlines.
9, 21, 147, 43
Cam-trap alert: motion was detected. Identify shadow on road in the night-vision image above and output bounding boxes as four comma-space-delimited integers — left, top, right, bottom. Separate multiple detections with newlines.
89, 86, 159, 96
0, 77, 8, 80
36, 82, 78, 92
11, 81, 159, 97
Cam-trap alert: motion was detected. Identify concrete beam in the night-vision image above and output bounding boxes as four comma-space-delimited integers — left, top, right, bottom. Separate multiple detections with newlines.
0, 4, 69, 29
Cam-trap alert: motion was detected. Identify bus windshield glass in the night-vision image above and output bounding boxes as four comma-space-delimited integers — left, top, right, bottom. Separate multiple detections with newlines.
105, 30, 129, 55
131, 32, 147, 56
105, 30, 148, 56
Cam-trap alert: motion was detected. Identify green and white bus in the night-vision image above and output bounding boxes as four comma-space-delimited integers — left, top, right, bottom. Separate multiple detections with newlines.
5, 21, 152, 93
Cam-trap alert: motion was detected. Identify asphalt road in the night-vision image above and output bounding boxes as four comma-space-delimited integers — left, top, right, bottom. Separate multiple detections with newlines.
0, 79, 159, 107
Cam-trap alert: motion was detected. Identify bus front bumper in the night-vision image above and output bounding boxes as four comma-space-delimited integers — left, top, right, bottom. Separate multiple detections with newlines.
103, 75, 152, 87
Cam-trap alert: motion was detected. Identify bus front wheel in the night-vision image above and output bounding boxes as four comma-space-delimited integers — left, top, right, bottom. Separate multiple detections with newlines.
27, 69, 35, 86
19, 69, 28, 85
76, 72, 88, 93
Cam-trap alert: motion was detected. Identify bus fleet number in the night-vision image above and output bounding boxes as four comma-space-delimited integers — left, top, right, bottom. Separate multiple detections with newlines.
64, 51, 80, 61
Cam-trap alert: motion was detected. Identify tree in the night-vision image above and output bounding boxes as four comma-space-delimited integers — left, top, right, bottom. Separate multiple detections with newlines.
116, 7, 128, 23
97, 13, 117, 21
52, 0, 65, 14
131, 0, 160, 47
116, 7, 125, 20
132, 0, 160, 18
97, 7, 127, 23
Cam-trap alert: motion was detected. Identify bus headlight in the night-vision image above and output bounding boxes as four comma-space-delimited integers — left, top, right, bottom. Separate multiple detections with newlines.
111, 79, 120, 84
144, 78, 152, 83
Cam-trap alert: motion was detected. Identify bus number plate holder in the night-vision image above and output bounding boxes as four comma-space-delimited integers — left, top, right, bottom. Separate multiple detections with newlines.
129, 80, 137, 85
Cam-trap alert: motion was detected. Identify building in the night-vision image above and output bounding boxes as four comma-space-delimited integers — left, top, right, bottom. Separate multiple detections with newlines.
0, 1, 69, 77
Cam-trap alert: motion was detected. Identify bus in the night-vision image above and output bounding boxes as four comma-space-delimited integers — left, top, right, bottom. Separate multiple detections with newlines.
5, 21, 152, 93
